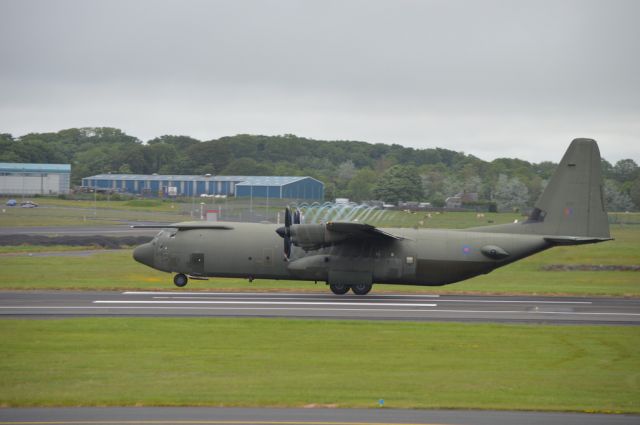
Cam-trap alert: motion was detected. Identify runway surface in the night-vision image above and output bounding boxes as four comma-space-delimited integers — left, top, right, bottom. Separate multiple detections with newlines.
1, 290, 638, 324
0, 407, 638, 425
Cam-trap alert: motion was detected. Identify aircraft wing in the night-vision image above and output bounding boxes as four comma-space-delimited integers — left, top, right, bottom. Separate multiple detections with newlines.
326, 221, 404, 241
131, 221, 234, 231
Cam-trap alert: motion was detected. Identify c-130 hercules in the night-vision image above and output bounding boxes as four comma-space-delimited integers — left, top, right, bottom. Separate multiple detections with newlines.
133, 138, 611, 295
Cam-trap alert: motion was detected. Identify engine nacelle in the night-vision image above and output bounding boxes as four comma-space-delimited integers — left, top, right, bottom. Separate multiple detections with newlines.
289, 224, 348, 250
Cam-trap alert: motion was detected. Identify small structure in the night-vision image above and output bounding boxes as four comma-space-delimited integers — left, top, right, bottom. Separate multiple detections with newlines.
445, 195, 462, 209
0, 163, 71, 195
445, 192, 478, 209
206, 209, 219, 221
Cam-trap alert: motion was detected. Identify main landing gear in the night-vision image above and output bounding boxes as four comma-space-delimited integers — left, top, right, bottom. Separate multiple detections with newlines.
329, 282, 372, 296
173, 273, 188, 287
329, 283, 350, 295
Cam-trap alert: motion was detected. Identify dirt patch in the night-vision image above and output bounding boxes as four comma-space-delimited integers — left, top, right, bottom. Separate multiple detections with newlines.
542, 264, 640, 271
0, 234, 152, 249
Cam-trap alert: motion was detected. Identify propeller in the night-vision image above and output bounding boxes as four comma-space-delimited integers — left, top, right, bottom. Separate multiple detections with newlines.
293, 208, 301, 224
275, 207, 300, 260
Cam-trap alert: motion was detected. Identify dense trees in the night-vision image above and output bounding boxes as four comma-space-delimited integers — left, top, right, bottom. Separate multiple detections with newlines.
372, 165, 423, 204
1, 127, 638, 210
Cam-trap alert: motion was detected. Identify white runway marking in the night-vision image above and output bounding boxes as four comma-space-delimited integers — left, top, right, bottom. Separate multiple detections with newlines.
122, 291, 441, 298
151, 296, 439, 302
94, 300, 439, 307
121, 291, 592, 304
1, 306, 640, 317
151, 295, 592, 305
0, 306, 438, 313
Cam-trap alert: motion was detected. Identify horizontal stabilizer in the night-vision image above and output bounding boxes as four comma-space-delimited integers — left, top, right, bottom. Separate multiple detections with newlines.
544, 236, 613, 246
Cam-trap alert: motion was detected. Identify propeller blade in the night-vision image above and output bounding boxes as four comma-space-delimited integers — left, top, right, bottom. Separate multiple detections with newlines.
285, 207, 292, 228
281, 207, 293, 260
293, 208, 301, 224
284, 235, 291, 259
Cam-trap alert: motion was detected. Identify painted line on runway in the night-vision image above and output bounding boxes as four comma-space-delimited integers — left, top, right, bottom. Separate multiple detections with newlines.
149, 296, 592, 305
413, 299, 592, 304
2, 306, 639, 317
0, 306, 441, 313
94, 300, 439, 307
123, 291, 441, 298
428, 309, 640, 317
0, 420, 451, 425
122, 291, 593, 304
151, 296, 440, 302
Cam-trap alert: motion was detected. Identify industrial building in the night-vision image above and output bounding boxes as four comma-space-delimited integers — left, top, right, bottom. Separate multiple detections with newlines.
81, 174, 324, 200
0, 163, 71, 195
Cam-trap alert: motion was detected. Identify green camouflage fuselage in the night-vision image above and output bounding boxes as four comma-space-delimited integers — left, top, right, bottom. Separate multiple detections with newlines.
141, 223, 550, 286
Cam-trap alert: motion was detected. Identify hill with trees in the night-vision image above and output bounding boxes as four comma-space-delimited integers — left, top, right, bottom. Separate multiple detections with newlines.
0, 127, 637, 211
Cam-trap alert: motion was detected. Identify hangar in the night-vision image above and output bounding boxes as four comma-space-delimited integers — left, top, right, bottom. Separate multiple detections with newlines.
81, 174, 324, 200
0, 162, 71, 195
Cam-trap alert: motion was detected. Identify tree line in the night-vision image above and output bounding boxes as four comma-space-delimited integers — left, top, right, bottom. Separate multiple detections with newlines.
0, 127, 638, 211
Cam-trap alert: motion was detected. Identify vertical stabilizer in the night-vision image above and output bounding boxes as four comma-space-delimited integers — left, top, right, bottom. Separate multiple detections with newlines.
528, 138, 610, 238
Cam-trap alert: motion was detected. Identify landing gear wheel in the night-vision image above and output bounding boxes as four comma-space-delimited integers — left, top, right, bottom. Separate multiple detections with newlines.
329, 283, 350, 295
351, 282, 372, 295
173, 273, 188, 287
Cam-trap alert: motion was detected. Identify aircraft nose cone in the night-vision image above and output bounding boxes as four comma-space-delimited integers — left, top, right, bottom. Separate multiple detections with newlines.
133, 243, 154, 267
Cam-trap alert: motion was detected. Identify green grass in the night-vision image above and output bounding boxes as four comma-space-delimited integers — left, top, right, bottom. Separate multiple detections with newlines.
123, 199, 164, 208
0, 318, 638, 412
1, 225, 638, 296
0, 197, 189, 227
0, 245, 106, 254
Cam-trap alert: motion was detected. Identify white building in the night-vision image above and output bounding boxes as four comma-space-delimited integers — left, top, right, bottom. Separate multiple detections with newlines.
0, 163, 71, 195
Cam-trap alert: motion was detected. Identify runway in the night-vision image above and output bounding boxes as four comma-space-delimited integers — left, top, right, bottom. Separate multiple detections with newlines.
0, 407, 638, 425
1, 291, 638, 324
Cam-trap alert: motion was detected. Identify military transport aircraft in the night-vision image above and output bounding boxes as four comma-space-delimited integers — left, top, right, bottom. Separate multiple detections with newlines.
133, 138, 611, 295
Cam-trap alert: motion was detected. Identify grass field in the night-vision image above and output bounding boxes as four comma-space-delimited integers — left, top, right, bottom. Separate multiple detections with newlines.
1, 224, 638, 296
0, 318, 638, 412
0, 197, 189, 227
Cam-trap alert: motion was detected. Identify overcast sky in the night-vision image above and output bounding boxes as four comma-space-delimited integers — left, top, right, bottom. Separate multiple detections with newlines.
1, 0, 638, 163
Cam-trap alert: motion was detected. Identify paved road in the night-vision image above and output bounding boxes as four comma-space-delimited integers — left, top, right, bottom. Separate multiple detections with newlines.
1, 291, 638, 324
0, 225, 159, 236
0, 407, 637, 425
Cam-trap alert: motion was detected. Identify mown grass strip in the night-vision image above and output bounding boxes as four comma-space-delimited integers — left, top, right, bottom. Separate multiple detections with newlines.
0, 318, 638, 412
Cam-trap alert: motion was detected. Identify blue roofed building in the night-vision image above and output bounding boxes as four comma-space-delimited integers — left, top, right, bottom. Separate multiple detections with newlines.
0, 163, 71, 195
81, 174, 324, 200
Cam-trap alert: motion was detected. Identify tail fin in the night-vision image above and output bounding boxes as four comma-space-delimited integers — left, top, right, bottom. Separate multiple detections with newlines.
527, 138, 610, 239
